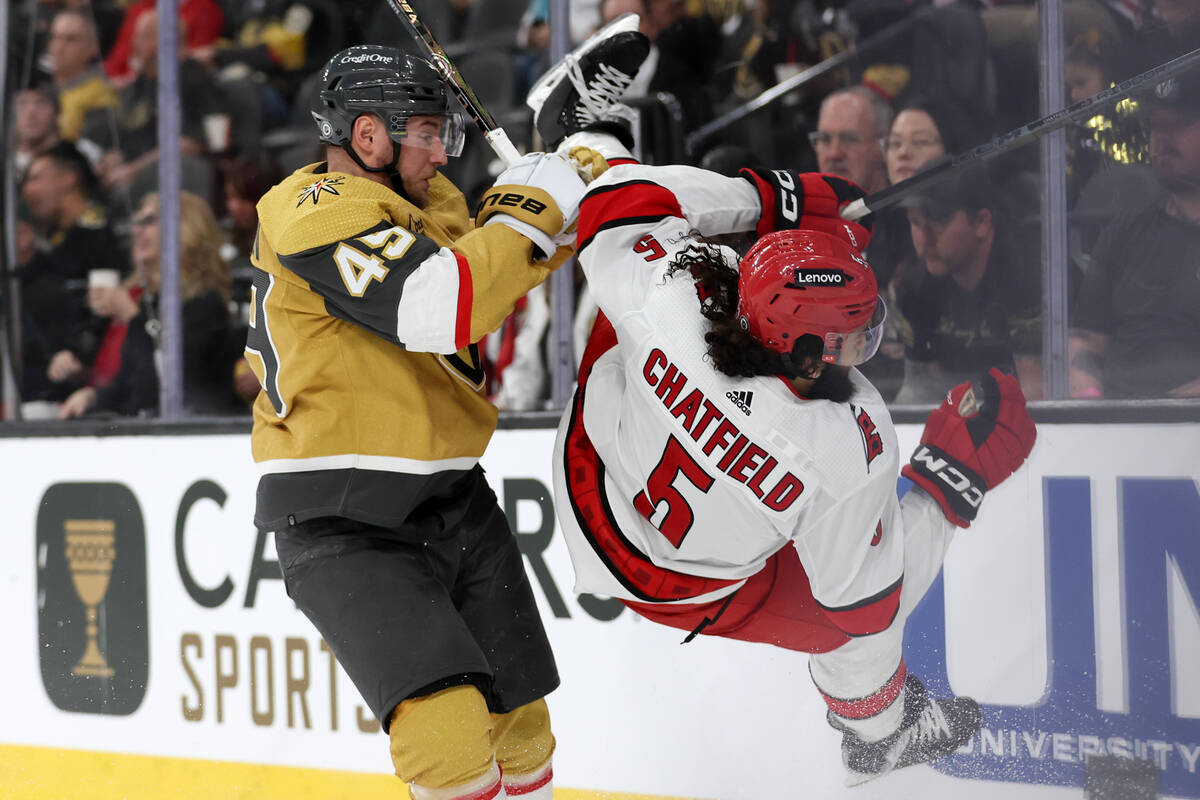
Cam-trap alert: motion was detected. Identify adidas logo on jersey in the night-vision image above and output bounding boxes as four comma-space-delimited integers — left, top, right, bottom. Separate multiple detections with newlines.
726, 390, 754, 416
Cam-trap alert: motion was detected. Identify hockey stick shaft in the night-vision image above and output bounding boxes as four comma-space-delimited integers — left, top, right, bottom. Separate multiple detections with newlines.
841, 45, 1200, 222
383, 0, 522, 165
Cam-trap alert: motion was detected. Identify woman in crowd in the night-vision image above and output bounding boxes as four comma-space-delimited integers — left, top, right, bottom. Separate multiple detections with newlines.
59, 191, 242, 417
861, 94, 985, 401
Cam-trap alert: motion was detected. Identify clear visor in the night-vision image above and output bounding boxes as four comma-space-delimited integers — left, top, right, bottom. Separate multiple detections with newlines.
390, 112, 466, 158
821, 297, 887, 366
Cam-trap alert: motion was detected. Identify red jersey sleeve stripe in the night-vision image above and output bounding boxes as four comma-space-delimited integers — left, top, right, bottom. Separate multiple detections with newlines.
577, 180, 684, 254
453, 250, 474, 350
816, 576, 903, 637
820, 660, 908, 720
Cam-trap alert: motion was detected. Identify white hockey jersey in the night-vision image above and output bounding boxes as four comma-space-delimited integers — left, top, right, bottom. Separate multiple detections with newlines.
553, 163, 916, 638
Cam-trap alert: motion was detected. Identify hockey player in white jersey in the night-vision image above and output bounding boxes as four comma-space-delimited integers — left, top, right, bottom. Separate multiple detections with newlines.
529, 30, 1038, 785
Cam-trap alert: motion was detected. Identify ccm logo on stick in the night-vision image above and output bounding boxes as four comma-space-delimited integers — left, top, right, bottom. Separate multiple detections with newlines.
912, 446, 984, 509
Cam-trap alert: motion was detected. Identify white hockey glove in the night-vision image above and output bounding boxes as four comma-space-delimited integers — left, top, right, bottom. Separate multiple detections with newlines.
475, 152, 587, 259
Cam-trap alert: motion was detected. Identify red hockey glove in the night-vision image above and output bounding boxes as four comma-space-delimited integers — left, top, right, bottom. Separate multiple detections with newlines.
901, 368, 1037, 528
739, 168, 873, 251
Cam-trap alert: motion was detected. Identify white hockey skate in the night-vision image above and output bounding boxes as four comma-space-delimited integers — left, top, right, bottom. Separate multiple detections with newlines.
525, 12, 650, 148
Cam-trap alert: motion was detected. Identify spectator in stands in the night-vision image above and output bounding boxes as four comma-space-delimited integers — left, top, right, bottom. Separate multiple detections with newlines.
874, 96, 987, 284
59, 191, 242, 418
1069, 75, 1200, 398
103, 0, 225, 83
84, 9, 226, 203
894, 162, 1044, 403
860, 96, 984, 401
12, 83, 106, 184
14, 86, 60, 181
16, 141, 125, 407
812, 85, 892, 196
45, 8, 118, 143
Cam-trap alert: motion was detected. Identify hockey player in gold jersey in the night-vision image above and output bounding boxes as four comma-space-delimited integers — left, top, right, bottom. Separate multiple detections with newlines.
243, 34, 646, 799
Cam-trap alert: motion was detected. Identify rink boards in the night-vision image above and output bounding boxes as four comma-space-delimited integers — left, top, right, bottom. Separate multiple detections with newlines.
0, 416, 1197, 800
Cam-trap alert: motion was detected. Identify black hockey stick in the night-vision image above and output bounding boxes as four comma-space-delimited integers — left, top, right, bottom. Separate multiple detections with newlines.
841, 46, 1200, 222
383, 0, 522, 165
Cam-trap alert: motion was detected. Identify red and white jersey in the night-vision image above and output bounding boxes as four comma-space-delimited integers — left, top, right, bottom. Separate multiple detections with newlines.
554, 163, 910, 638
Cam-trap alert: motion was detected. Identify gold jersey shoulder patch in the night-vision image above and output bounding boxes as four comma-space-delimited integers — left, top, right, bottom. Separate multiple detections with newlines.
295, 175, 347, 207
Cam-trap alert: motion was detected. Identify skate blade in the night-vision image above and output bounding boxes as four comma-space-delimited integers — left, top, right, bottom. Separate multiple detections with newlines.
843, 729, 910, 787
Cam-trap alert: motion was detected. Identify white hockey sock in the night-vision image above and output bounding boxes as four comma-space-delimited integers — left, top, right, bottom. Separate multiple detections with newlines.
409, 761, 505, 800
816, 660, 909, 742
832, 685, 907, 742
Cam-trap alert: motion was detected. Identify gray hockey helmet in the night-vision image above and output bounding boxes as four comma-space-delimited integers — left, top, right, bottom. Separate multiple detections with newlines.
311, 45, 465, 156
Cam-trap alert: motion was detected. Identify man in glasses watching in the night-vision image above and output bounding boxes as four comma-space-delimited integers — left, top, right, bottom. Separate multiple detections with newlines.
811, 85, 893, 196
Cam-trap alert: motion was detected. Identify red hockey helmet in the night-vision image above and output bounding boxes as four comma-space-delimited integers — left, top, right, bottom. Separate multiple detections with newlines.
736, 229, 885, 366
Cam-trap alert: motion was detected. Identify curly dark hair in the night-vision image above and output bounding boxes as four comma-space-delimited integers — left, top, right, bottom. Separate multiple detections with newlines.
667, 239, 824, 379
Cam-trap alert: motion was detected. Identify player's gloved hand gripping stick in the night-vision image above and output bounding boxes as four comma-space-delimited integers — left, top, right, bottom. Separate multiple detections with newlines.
476, 153, 588, 259
902, 368, 1037, 528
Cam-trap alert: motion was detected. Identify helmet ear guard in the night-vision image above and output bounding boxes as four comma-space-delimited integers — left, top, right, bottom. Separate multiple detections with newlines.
736, 229, 884, 367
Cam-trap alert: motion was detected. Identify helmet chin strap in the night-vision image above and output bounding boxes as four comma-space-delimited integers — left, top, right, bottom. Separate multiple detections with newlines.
341, 139, 402, 177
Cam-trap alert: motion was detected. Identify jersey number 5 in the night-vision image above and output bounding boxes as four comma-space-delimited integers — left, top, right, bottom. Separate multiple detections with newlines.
634, 435, 714, 547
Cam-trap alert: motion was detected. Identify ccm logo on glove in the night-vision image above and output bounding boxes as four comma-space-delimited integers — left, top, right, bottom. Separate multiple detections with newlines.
771, 170, 799, 223
910, 443, 985, 513
901, 368, 1036, 528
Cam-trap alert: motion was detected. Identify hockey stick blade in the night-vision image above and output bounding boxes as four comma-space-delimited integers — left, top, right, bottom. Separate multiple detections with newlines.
841, 46, 1200, 222
383, 0, 521, 165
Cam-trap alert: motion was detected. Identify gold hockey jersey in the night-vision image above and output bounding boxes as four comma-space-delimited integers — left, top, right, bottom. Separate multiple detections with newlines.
247, 163, 566, 530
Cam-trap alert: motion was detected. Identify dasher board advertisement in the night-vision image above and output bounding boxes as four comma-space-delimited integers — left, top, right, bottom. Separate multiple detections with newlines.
0, 422, 1196, 799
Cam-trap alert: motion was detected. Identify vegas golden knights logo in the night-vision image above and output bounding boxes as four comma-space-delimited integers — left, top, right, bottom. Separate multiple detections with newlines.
38, 483, 148, 714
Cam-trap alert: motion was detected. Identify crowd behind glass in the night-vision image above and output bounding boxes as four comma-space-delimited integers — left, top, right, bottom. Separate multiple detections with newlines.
3, 0, 1198, 421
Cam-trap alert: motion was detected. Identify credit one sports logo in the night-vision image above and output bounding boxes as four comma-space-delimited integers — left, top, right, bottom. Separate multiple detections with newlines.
905, 477, 1200, 797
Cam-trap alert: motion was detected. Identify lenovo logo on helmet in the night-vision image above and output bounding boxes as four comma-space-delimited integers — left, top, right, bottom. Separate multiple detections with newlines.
341, 52, 394, 64
786, 268, 849, 288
